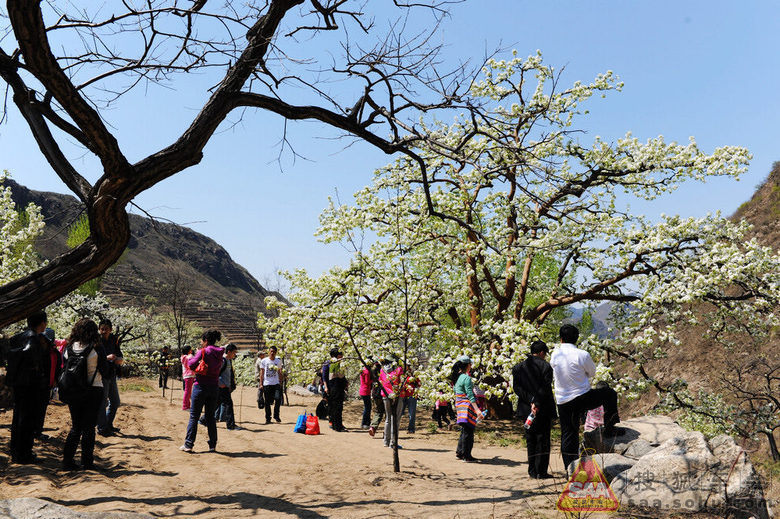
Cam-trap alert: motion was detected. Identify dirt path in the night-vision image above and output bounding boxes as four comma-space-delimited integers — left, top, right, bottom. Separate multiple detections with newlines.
1, 379, 574, 518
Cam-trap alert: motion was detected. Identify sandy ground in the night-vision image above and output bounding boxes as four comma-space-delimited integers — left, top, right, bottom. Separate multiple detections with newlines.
0, 379, 596, 518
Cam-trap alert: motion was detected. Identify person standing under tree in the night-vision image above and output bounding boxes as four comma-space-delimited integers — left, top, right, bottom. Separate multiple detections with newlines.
259, 345, 284, 424
96, 319, 123, 437
512, 340, 555, 479
324, 349, 347, 432
62, 318, 108, 471
7, 310, 52, 464
550, 324, 623, 469
158, 345, 170, 389
359, 360, 373, 429
451, 355, 482, 462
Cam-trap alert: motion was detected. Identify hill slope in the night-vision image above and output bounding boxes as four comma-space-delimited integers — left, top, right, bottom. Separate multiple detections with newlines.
625, 162, 780, 417
6, 179, 281, 348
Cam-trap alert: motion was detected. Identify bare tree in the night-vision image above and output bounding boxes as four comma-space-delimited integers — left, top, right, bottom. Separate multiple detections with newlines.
154, 267, 196, 352
0, 0, 472, 327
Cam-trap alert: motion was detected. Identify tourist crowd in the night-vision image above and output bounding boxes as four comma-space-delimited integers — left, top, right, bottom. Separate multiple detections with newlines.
5, 310, 621, 479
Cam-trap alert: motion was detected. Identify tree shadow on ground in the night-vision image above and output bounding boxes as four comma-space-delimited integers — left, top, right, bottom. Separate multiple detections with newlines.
115, 434, 169, 441
53, 491, 329, 519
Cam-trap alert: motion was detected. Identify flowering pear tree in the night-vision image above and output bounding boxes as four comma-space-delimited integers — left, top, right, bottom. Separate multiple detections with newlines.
0, 171, 45, 288
265, 53, 780, 423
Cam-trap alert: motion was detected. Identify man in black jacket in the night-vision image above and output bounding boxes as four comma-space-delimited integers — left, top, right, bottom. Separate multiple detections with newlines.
512, 340, 556, 479
7, 310, 51, 464
96, 319, 124, 437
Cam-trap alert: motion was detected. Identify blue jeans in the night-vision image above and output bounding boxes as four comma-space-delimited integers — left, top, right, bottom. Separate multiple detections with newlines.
185, 383, 218, 449
97, 376, 120, 433
404, 396, 417, 433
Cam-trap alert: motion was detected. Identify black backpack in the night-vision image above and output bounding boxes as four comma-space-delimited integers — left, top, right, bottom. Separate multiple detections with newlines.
315, 397, 329, 419
58, 343, 97, 404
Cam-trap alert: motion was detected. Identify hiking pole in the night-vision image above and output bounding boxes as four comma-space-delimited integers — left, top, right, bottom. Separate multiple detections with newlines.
238, 384, 244, 425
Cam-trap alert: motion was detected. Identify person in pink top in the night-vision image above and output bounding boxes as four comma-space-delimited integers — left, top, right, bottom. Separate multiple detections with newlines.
180, 346, 196, 410
359, 360, 373, 429
378, 359, 404, 449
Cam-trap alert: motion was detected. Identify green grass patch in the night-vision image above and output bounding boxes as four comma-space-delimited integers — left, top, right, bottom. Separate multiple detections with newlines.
475, 428, 525, 447
118, 378, 153, 392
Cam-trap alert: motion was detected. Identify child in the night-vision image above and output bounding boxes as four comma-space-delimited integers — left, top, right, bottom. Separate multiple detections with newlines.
433, 391, 456, 429
583, 381, 609, 432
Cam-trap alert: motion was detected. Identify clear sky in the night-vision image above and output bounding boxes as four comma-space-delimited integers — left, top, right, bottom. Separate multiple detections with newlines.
1, 1, 778, 287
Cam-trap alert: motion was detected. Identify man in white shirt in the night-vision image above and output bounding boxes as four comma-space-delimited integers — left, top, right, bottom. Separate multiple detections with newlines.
550, 324, 621, 468
259, 346, 284, 424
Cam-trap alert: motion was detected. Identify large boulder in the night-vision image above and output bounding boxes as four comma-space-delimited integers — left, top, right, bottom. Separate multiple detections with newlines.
566, 453, 636, 482
0, 498, 155, 519
621, 438, 656, 459
583, 415, 685, 454
610, 432, 770, 519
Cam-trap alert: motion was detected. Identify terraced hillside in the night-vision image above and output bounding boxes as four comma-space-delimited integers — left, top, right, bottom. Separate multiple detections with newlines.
6, 179, 282, 349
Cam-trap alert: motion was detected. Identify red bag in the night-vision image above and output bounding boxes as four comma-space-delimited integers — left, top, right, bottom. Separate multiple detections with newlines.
194, 354, 209, 376
305, 414, 320, 435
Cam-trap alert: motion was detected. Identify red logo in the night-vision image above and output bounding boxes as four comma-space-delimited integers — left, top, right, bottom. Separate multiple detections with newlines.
557, 456, 620, 512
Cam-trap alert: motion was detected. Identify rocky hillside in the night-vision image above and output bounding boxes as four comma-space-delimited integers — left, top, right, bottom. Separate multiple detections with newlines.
5, 179, 283, 349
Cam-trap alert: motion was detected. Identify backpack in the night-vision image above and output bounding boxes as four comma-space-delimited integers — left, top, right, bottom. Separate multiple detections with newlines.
315, 397, 329, 419
58, 343, 97, 404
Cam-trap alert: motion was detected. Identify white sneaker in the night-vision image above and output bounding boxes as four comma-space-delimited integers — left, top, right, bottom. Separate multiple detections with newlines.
179, 445, 193, 453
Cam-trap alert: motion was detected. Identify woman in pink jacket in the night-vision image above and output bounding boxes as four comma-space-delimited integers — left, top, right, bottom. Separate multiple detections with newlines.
359, 361, 373, 429
180, 346, 195, 410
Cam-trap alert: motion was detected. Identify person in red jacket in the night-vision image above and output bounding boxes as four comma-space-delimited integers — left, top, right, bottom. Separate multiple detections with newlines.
359, 360, 374, 429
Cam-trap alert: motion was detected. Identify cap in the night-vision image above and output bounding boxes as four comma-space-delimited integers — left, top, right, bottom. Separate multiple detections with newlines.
458, 355, 471, 364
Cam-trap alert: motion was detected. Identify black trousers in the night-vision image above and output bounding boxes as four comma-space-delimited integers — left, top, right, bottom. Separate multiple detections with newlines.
456, 423, 475, 459
434, 404, 455, 427
361, 395, 372, 427
263, 384, 282, 422
34, 387, 51, 438
557, 386, 619, 468
525, 416, 552, 477
64, 387, 104, 466
158, 367, 168, 388
328, 390, 345, 430
10, 384, 45, 463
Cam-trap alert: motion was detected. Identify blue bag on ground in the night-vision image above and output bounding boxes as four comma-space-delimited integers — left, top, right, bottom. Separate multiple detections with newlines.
294, 412, 307, 433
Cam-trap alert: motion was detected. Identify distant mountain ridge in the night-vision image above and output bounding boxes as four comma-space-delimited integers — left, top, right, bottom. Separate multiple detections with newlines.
5, 179, 280, 349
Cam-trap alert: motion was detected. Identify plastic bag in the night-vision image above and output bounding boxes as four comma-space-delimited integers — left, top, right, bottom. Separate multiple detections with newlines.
305, 414, 320, 435
294, 412, 307, 433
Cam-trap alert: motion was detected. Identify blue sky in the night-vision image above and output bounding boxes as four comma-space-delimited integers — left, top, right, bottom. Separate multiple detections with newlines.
1, 1, 778, 287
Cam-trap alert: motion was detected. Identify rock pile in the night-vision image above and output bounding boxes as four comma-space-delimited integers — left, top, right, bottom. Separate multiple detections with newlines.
567, 415, 771, 518
0, 497, 154, 519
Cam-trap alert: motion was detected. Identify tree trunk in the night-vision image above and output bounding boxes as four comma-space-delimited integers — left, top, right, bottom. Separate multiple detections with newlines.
0, 191, 130, 327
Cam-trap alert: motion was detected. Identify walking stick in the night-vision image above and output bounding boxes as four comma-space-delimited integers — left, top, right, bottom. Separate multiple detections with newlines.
238, 384, 244, 425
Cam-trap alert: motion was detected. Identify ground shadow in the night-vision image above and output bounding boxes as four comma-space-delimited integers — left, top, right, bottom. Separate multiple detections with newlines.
218, 450, 284, 459
474, 456, 519, 467
53, 491, 329, 519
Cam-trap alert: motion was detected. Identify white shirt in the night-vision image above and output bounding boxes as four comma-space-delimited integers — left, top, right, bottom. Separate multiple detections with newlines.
550, 342, 595, 404
260, 357, 282, 386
